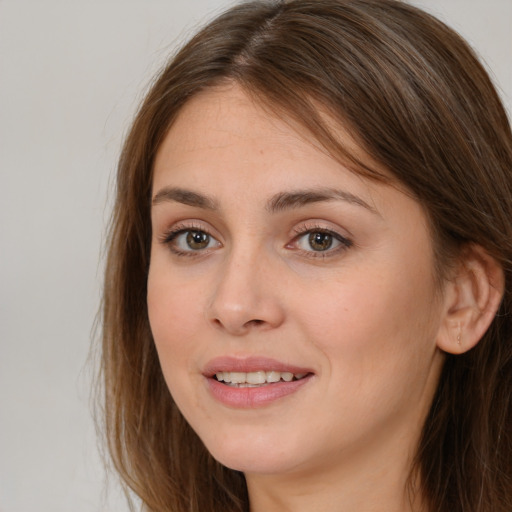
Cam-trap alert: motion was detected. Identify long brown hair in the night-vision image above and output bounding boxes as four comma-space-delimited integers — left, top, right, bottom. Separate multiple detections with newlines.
101, 1, 512, 510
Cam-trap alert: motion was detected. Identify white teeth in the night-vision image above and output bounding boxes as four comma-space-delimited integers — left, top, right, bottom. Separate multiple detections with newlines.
230, 372, 246, 384
246, 371, 266, 384
215, 370, 307, 385
266, 371, 281, 383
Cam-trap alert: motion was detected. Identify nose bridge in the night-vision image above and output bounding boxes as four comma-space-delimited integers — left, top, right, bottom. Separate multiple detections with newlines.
207, 238, 284, 334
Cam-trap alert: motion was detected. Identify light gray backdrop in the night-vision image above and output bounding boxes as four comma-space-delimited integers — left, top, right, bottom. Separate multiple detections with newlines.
0, 1, 510, 511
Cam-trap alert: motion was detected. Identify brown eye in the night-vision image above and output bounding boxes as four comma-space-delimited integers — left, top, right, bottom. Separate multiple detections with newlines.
292, 228, 352, 256
166, 228, 221, 254
186, 230, 210, 250
308, 232, 333, 251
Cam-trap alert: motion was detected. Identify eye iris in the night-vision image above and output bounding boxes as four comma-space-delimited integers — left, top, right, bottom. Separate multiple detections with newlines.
308, 232, 332, 251
186, 231, 209, 250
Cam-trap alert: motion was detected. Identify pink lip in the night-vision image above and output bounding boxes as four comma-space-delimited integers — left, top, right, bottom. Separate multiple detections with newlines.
203, 356, 314, 408
203, 356, 312, 376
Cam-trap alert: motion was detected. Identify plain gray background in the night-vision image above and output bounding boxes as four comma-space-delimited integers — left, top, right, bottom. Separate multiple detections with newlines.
0, 1, 510, 511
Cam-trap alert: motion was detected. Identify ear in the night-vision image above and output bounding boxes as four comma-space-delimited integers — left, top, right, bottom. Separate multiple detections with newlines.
436, 245, 504, 355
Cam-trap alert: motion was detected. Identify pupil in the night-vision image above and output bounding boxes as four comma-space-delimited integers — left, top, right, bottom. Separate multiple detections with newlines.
186, 231, 209, 250
309, 232, 332, 251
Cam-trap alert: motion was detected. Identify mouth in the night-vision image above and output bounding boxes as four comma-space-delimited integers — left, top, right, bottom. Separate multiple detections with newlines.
203, 357, 314, 407
214, 370, 310, 388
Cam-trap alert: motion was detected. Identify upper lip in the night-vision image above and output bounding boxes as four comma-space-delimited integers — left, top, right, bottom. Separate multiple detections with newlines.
202, 356, 313, 377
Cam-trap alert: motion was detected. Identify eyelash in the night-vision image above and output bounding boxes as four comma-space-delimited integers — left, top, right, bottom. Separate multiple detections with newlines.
289, 223, 353, 259
159, 222, 353, 259
159, 222, 218, 258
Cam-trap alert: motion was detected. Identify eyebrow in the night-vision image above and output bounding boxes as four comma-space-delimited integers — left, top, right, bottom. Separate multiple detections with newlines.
152, 187, 219, 210
152, 186, 377, 215
267, 188, 378, 214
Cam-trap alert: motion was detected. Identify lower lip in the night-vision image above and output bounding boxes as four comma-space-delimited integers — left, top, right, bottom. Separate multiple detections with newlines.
205, 375, 312, 408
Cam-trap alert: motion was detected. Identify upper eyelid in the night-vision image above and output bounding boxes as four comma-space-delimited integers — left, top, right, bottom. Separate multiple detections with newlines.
158, 220, 217, 240
292, 229, 352, 246
291, 221, 352, 239
289, 222, 353, 251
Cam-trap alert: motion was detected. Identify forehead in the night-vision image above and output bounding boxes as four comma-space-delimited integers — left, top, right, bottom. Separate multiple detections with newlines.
153, 83, 389, 193
154, 87, 357, 204
156, 85, 312, 161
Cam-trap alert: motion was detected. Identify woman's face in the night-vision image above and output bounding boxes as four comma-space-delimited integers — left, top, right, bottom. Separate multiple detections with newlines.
148, 84, 447, 479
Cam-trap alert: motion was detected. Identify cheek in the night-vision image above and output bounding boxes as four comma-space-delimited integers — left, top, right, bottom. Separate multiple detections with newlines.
147, 261, 206, 364
293, 268, 441, 444
147, 265, 209, 414
295, 258, 440, 378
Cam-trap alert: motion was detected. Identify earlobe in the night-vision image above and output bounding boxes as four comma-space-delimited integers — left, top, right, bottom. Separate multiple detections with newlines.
436, 245, 504, 355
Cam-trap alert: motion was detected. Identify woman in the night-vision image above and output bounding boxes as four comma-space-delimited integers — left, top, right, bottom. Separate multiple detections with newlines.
101, 0, 512, 510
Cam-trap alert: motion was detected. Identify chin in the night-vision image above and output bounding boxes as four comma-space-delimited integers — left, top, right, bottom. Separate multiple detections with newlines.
198, 426, 305, 475
211, 450, 299, 476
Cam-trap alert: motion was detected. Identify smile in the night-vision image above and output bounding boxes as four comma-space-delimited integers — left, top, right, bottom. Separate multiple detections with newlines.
215, 371, 308, 387
204, 357, 314, 407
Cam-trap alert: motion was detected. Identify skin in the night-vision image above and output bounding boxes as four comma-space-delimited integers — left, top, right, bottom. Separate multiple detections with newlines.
147, 84, 451, 511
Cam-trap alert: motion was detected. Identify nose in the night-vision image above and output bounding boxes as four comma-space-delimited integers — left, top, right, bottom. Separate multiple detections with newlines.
206, 249, 285, 336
